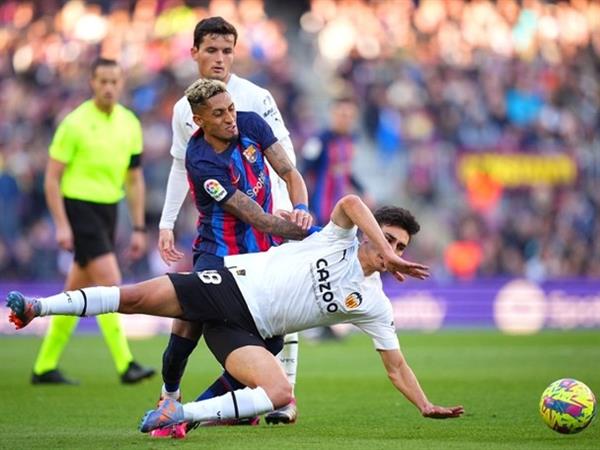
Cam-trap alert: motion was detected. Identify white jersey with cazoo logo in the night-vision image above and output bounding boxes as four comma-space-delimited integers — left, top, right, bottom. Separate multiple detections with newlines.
224, 222, 400, 351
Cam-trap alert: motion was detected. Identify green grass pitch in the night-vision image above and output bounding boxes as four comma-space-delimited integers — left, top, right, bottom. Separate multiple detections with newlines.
1, 330, 599, 449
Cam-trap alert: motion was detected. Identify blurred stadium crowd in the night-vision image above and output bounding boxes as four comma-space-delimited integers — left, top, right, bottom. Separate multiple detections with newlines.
1, 0, 600, 281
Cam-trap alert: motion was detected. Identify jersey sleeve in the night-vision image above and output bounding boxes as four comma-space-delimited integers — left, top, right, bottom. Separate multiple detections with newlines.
194, 162, 237, 205
244, 112, 278, 151
170, 100, 191, 159
49, 117, 77, 163
254, 90, 290, 142
158, 157, 189, 229
129, 115, 143, 156
355, 306, 400, 351
319, 221, 358, 244
357, 321, 400, 350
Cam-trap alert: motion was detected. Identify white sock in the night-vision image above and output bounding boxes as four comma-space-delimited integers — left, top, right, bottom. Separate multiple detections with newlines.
38, 287, 120, 317
278, 332, 298, 391
182, 387, 273, 422
162, 384, 181, 400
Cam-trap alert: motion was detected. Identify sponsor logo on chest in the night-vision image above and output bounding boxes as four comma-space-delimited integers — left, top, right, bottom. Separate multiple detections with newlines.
246, 170, 267, 199
315, 258, 338, 313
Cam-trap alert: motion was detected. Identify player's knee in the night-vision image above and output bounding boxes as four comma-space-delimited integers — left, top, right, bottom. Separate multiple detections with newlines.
263, 381, 293, 409
118, 285, 145, 314
171, 320, 202, 340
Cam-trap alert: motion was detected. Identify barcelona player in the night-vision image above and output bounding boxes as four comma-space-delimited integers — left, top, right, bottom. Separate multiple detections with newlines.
156, 18, 305, 432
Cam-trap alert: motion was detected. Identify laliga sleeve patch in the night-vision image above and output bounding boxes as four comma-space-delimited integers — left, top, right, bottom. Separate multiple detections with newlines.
204, 179, 228, 202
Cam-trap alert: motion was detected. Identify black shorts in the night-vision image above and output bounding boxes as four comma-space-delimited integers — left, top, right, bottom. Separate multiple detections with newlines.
167, 270, 283, 366
64, 198, 117, 266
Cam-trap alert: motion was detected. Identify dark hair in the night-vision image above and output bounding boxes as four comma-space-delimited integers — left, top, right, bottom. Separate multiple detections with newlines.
193, 16, 238, 48
91, 57, 118, 76
374, 206, 420, 236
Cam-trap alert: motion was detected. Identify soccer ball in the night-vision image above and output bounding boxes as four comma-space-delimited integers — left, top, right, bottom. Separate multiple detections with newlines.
539, 378, 596, 434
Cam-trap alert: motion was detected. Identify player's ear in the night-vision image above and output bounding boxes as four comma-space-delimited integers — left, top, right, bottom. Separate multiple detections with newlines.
192, 114, 203, 127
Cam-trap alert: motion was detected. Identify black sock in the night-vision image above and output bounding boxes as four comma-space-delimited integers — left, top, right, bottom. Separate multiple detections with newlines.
162, 333, 198, 392
195, 371, 245, 401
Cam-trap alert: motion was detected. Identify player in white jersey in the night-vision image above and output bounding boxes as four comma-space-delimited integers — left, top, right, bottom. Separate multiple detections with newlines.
157, 17, 302, 428
8, 195, 465, 432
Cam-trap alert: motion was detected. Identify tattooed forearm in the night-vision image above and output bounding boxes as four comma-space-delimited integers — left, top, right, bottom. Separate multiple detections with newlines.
260, 214, 307, 240
265, 143, 309, 207
223, 191, 307, 240
264, 143, 293, 178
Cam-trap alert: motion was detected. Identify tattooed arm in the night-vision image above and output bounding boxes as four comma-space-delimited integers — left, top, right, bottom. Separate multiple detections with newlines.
264, 142, 312, 230
222, 190, 307, 240
264, 143, 308, 208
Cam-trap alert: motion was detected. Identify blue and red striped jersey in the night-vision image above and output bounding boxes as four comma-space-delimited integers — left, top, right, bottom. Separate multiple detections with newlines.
185, 111, 278, 257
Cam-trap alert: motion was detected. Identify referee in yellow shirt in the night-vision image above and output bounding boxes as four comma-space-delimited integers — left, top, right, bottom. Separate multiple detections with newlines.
32, 58, 155, 384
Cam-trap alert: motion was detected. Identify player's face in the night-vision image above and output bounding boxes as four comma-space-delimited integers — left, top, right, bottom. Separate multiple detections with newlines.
368, 225, 410, 271
382, 225, 410, 257
194, 92, 238, 142
90, 65, 123, 108
191, 34, 235, 82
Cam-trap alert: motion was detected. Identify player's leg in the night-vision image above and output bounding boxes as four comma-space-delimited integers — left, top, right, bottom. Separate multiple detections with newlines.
192, 335, 284, 411
280, 333, 299, 390
31, 262, 90, 384
112, 276, 188, 317
85, 252, 154, 382
85, 253, 130, 374
80, 196, 157, 383
158, 256, 224, 402
265, 332, 299, 424
161, 319, 202, 398
149, 320, 202, 438
7, 275, 186, 328
184, 346, 290, 421
195, 370, 245, 401
224, 345, 292, 408
140, 346, 290, 432
194, 323, 247, 402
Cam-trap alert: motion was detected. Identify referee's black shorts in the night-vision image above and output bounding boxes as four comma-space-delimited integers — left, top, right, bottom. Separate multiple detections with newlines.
64, 198, 117, 266
167, 270, 283, 366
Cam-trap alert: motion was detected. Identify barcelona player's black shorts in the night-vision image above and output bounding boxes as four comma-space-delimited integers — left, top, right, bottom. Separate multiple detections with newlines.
167, 270, 283, 366
64, 198, 117, 266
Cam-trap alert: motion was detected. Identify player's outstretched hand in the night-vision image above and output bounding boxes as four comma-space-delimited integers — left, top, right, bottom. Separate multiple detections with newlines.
383, 252, 430, 281
421, 404, 464, 419
158, 229, 184, 266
